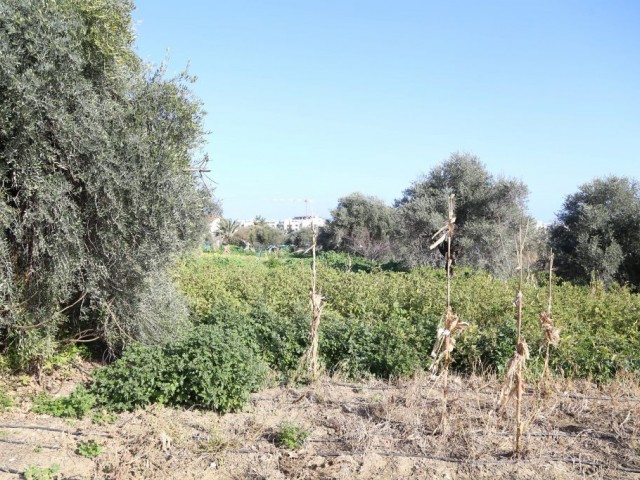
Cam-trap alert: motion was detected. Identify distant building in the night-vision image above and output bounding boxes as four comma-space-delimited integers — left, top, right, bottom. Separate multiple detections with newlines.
207, 216, 222, 247
280, 216, 327, 232
208, 216, 221, 235
212, 215, 327, 234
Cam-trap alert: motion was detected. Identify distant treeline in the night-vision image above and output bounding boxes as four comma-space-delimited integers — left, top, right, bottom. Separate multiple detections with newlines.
220, 152, 640, 289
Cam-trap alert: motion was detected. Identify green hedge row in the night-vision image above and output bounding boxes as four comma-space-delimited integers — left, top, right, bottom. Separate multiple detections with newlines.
174, 251, 640, 381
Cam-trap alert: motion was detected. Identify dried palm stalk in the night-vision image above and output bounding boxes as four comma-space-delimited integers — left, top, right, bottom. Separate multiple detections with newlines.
430, 306, 469, 376
304, 224, 324, 380
540, 251, 560, 389
539, 311, 560, 347
496, 340, 530, 413
428, 194, 467, 433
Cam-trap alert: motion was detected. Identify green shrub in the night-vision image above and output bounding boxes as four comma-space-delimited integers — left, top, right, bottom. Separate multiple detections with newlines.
32, 385, 95, 418
456, 318, 518, 374
42, 345, 89, 372
23, 464, 60, 480
0, 392, 14, 412
197, 302, 308, 379
91, 324, 267, 412
320, 309, 430, 378
274, 421, 310, 449
320, 251, 380, 273
249, 305, 309, 374
91, 411, 117, 426
264, 256, 283, 269
76, 440, 103, 458
5, 328, 57, 373
91, 344, 170, 411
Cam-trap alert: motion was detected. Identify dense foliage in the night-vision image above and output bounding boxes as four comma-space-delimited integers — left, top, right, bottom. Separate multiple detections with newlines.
91, 323, 267, 412
1, 1, 638, 421
322, 193, 396, 262
550, 176, 640, 288
175, 251, 640, 381
286, 226, 314, 248
395, 152, 532, 276
228, 223, 285, 249
321, 153, 547, 277
0, 0, 210, 367
32, 385, 95, 418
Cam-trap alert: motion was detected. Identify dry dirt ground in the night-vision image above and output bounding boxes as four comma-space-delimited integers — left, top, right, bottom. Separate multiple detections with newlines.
0, 371, 639, 480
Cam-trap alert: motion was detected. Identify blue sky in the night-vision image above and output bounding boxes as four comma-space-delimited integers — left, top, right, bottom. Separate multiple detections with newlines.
133, 1, 639, 223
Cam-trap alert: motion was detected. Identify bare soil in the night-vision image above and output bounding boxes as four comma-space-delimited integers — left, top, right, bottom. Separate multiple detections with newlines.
1, 370, 639, 479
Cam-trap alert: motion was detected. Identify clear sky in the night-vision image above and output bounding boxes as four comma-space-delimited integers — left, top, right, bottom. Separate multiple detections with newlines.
132, 0, 639, 223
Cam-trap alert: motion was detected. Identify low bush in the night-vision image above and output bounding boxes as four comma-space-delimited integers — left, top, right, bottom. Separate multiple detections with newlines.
274, 421, 310, 449
195, 303, 309, 377
0, 392, 14, 412
318, 251, 407, 273
31, 385, 95, 418
320, 309, 431, 378
319, 251, 381, 273
76, 440, 103, 458
91, 324, 267, 412
23, 464, 60, 480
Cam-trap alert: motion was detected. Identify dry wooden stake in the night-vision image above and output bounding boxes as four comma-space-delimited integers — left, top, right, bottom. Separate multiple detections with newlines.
539, 250, 560, 392
305, 224, 324, 379
429, 194, 468, 432
496, 217, 529, 454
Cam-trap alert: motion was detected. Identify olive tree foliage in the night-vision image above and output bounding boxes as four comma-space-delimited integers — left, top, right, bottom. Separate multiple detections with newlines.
0, 0, 211, 367
549, 176, 640, 287
323, 193, 396, 262
395, 153, 530, 277
229, 224, 285, 250
286, 227, 314, 249
248, 225, 285, 249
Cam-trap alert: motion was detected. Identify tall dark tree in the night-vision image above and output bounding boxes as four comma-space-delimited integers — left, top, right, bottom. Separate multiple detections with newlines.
0, 0, 211, 366
324, 193, 396, 262
550, 176, 640, 287
396, 152, 530, 277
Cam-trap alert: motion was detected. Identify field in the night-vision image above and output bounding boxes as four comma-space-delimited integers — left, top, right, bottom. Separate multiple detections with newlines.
174, 251, 640, 381
1, 250, 639, 479
0, 371, 639, 479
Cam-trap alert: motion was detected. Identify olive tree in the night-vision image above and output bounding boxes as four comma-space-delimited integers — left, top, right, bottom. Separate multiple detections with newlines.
0, 0, 211, 367
323, 193, 396, 262
395, 152, 530, 277
550, 176, 640, 287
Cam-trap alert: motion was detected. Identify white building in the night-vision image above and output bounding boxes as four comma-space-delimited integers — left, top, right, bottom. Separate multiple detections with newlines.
279, 215, 327, 232
209, 216, 221, 235
210, 215, 327, 235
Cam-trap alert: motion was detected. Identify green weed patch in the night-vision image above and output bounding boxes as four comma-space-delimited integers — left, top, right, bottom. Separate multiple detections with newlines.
175, 252, 640, 381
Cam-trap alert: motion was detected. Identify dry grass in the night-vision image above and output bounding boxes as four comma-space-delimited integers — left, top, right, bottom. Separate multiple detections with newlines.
1, 373, 639, 479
